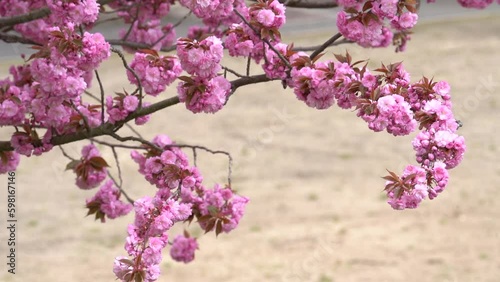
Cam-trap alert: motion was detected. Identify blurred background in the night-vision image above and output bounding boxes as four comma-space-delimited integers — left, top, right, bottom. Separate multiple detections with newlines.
1, 2, 500, 282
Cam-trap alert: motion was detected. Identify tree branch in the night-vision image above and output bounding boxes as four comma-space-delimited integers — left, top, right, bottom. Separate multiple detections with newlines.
294, 38, 352, 52
249, 0, 339, 8
309, 32, 343, 60
0, 72, 280, 152
284, 0, 339, 9
0, 32, 40, 45
0, 9, 51, 28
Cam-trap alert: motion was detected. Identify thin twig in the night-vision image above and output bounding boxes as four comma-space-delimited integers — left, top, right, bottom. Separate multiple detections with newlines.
294, 38, 352, 52
192, 148, 198, 167
107, 171, 135, 204
111, 48, 143, 107
91, 138, 144, 150
149, 11, 192, 48
165, 144, 233, 186
282, 0, 339, 8
246, 56, 251, 77
122, 7, 139, 42
0, 32, 41, 45
93, 16, 121, 26
59, 146, 76, 161
309, 33, 343, 60
125, 124, 144, 139
94, 70, 106, 124
70, 101, 92, 134
84, 91, 102, 103
111, 147, 123, 187
234, 9, 292, 69
222, 66, 246, 78
109, 133, 162, 152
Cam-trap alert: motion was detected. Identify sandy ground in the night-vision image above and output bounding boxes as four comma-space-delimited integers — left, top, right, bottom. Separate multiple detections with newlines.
1, 13, 500, 282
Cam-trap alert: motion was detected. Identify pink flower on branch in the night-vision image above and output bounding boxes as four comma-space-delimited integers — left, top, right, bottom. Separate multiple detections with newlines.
170, 234, 198, 263
177, 75, 231, 114
177, 36, 224, 79
67, 144, 109, 190
86, 180, 132, 222
127, 51, 182, 97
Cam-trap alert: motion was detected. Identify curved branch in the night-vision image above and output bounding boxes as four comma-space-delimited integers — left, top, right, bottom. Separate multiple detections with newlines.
0, 8, 51, 28
231, 74, 275, 92
283, 0, 339, 8
0, 32, 41, 45
0, 72, 282, 152
249, 0, 339, 9
309, 32, 343, 60
0, 96, 178, 151
294, 38, 352, 52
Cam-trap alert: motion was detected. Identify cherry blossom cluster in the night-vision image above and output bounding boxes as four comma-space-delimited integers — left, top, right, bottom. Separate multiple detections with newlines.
10, 126, 53, 156
224, 0, 285, 63
128, 52, 180, 96
69, 144, 109, 190
249, 0, 286, 32
177, 36, 224, 78
0, 80, 29, 127
362, 94, 417, 136
385, 160, 451, 209
46, 0, 100, 26
106, 92, 139, 124
0, 0, 101, 43
130, 135, 196, 190
170, 234, 198, 263
108, 0, 177, 51
192, 184, 250, 234
288, 55, 359, 110
86, 180, 133, 222
113, 134, 248, 281
177, 75, 232, 113
383, 78, 465, 209
224, 24, 256, 57
0, 26, 110, 146
457, 0, 495, 8
118, 21, 176, 52
261, 43, 295, 80
114, 196, 192, 282
336, 0, 419, 51
430, 0, 497, 9
178, 0, 235, 22
337, 0, 500, 51
178, 0, 248, 28
176, 37, 232, 113
108, 0, 172, 23
286, 50, 465, 209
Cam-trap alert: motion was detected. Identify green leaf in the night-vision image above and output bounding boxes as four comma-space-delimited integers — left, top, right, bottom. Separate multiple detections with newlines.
66, 160, 81, 171
207, 205, 218, 217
